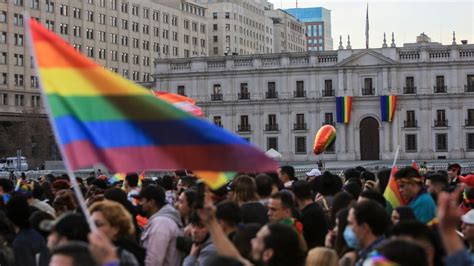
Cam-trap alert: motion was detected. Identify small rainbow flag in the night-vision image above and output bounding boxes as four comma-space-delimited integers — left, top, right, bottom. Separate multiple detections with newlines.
194, 171, 236, 190
138, 171, 145, 187
153, 91, 203, 117
109, 173, 126, 184
383, 166, 405, 208
27, 18, 277, 174
336, 96, 352, 124
380, 95, 397, 122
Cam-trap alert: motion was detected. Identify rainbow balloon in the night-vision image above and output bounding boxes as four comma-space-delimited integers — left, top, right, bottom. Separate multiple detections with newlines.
313, 125, 336, 155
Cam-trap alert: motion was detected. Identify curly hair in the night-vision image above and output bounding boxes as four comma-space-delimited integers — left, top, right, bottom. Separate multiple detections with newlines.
89, 200, 135, 239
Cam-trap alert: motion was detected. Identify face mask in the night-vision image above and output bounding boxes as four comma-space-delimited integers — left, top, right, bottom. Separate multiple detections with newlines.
343, 226, 361, 249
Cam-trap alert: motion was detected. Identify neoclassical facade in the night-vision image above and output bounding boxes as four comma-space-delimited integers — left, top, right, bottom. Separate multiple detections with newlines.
154, 36, 474, 162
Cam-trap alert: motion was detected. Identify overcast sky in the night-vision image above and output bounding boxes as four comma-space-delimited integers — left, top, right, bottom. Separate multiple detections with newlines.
268, 0, 474, 49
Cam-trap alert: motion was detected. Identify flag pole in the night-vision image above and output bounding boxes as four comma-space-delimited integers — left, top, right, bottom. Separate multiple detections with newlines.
24, 16, 97, 231
392, 145, 400, 168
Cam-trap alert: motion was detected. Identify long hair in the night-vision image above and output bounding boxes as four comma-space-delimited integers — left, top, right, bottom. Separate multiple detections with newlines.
306, 247, 338, 266
232, 175, 259, 205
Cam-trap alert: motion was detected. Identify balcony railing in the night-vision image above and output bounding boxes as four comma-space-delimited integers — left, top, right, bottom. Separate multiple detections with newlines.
265, 91, 278, 99
434, 120, 448, 127
293, 123, 307, 130
238, 92, 250, 100
434, 85, 447, 93
294, 90, 306, 98
211, 93, 223, 101
404, 120, 418, 128
322, 89, 335, 97
361, 88, 375, 95
238, 124, 251, 132
465, 85, 474, 92
466, 119, 474, 126
265, 124, 279, 131
403, 86, 417, 94
322, 121, 335, 127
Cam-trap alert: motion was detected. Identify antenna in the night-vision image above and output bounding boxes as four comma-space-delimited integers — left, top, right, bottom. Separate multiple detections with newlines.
296, 0, 298, 8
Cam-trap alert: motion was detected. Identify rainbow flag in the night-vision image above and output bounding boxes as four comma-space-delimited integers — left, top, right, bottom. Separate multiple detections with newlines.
336, 96, 352, 124
109, 173, 126, 184
28, 18, 277, 174
153, 91, 203, 117
383, 166, 404, 208
194, 171, 236, 190
380, 95, 397, 122
138, 171, 145, 187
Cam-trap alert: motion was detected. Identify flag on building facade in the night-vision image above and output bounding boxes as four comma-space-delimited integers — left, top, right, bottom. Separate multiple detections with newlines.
380, 95, 397, 122
336, 96, 352, 124
28, 18, 278, 174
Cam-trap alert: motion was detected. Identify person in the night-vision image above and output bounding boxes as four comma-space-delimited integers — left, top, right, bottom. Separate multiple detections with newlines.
159, 175, 176, 206
375, 239, 428, 266
390, 220, 444, 266
6, 194, 49, 266
425, 173, 448, 202
103, 188, 140, 241
447, 163, 462, 190
331, 208, 357, 266
43, 212, 90, 251
177, 176, 196, 195
52, 189, 77, 217
357, 190, 387, 208
29, 181, 56, 217
395, 166, 436, 224
268, 191, 307, 251
292, 180, 328, 249
183, 212, 217, 266
329, 192, 354, 228
232, 223, 261, 262
215, 200, 241, 239
346, 200, 390, 266
278, 165, 296, 189
124, 173, 140, 204
255, 174, 274, 206
231, 175, 268, 225
177, 188, 197, 228
305, 168, 321, 182
391, 206, 416, 225
0, 211, 15, 266
90, 200, 145, 266
461, 209, 474, 262
134, 185, 184, 266
314, 171, 343, 217
305, 247, 338, 266
49, 241, 98, 266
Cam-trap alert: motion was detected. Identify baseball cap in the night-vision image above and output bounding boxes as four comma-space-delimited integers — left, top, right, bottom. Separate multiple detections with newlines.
462, 209, 474, 225
131, 185, 166, 205
40, 212, 90, 242
306, 168, 321, 177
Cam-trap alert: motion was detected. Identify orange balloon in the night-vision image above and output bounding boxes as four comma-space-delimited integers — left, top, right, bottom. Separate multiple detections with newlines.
313, 125, 336, 155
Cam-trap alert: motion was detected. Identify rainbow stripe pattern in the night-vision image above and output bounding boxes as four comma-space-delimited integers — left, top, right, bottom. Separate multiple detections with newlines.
28, 18, 277, 174
109, 173, 126, 184
380, 95, 397, 122
336, 96, 352, 124
383, 166, 405, 208
194, 171, 236, 190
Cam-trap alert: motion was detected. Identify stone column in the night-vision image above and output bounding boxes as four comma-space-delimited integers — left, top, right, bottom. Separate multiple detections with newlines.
419, 107, 432, 158
338, 69, 344, 96
451, 106, 464, 158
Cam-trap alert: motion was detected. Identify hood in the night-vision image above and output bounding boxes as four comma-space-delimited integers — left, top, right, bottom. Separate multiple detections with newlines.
156, 204, 183, 228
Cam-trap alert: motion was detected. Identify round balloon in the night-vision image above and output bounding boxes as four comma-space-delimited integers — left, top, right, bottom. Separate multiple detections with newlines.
313, 125, 336, 155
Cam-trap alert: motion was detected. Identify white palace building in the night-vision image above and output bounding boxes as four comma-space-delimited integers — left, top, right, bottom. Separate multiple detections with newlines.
154, 33, 474, 162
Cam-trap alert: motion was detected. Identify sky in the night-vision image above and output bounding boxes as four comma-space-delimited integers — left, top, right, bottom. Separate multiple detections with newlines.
268, 0, 474, 49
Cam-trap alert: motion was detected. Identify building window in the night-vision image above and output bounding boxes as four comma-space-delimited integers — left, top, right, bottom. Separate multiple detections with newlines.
238, 115, 250, 132
467, 133, 474, 151
0, 52, 6, 64
323, 80, 333, 96
466, 75, 474, 92
213, 47, 218, 55
14, 13, 23, 26
59, 4, 68, 16
266, 114, 277, 131
73, 8, 81, 19
0, 73, 6, 85
295, 114, 306, 130
213, 116, 222, 127
435, 75, 446, 93
362, 78, 374, 95
73, 26, 82, 37
295, 136, 307, 154
267, 137, 278, 151
324, 113, 334, 125
435, 110, 447, 127
405, 134, 417, 152
239, 83, 249, 100
405, 110, 417, 127
15, 94, 24, 106
14, 54, 23, 66
177, 86, 186, 96
467, 109, 474, 126
46, 0, 54, 12
404, 76, 416, 94
295, 81, 305, 97
31, 0, 39, 9
225, 12, 230, 19
436, 133, 448, 151
59, 23, 68, 34
1, 93, 7, 105
266, 82, 277, 98
14, 74, 23, 86
213, 12, 217, 19
31, 95, 40, 107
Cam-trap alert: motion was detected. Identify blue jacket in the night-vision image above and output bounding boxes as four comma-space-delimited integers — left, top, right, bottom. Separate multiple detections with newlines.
408, 191, 436, 224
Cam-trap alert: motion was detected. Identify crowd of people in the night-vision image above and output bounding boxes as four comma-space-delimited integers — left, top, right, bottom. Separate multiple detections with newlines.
0, 163, 473, 266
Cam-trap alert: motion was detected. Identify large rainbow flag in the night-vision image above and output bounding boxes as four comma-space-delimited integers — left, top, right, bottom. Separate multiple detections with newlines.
28, 18, 277, 173
336, 96, 352, 124
383, 166, 405, 208
380, 95, 397, 122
